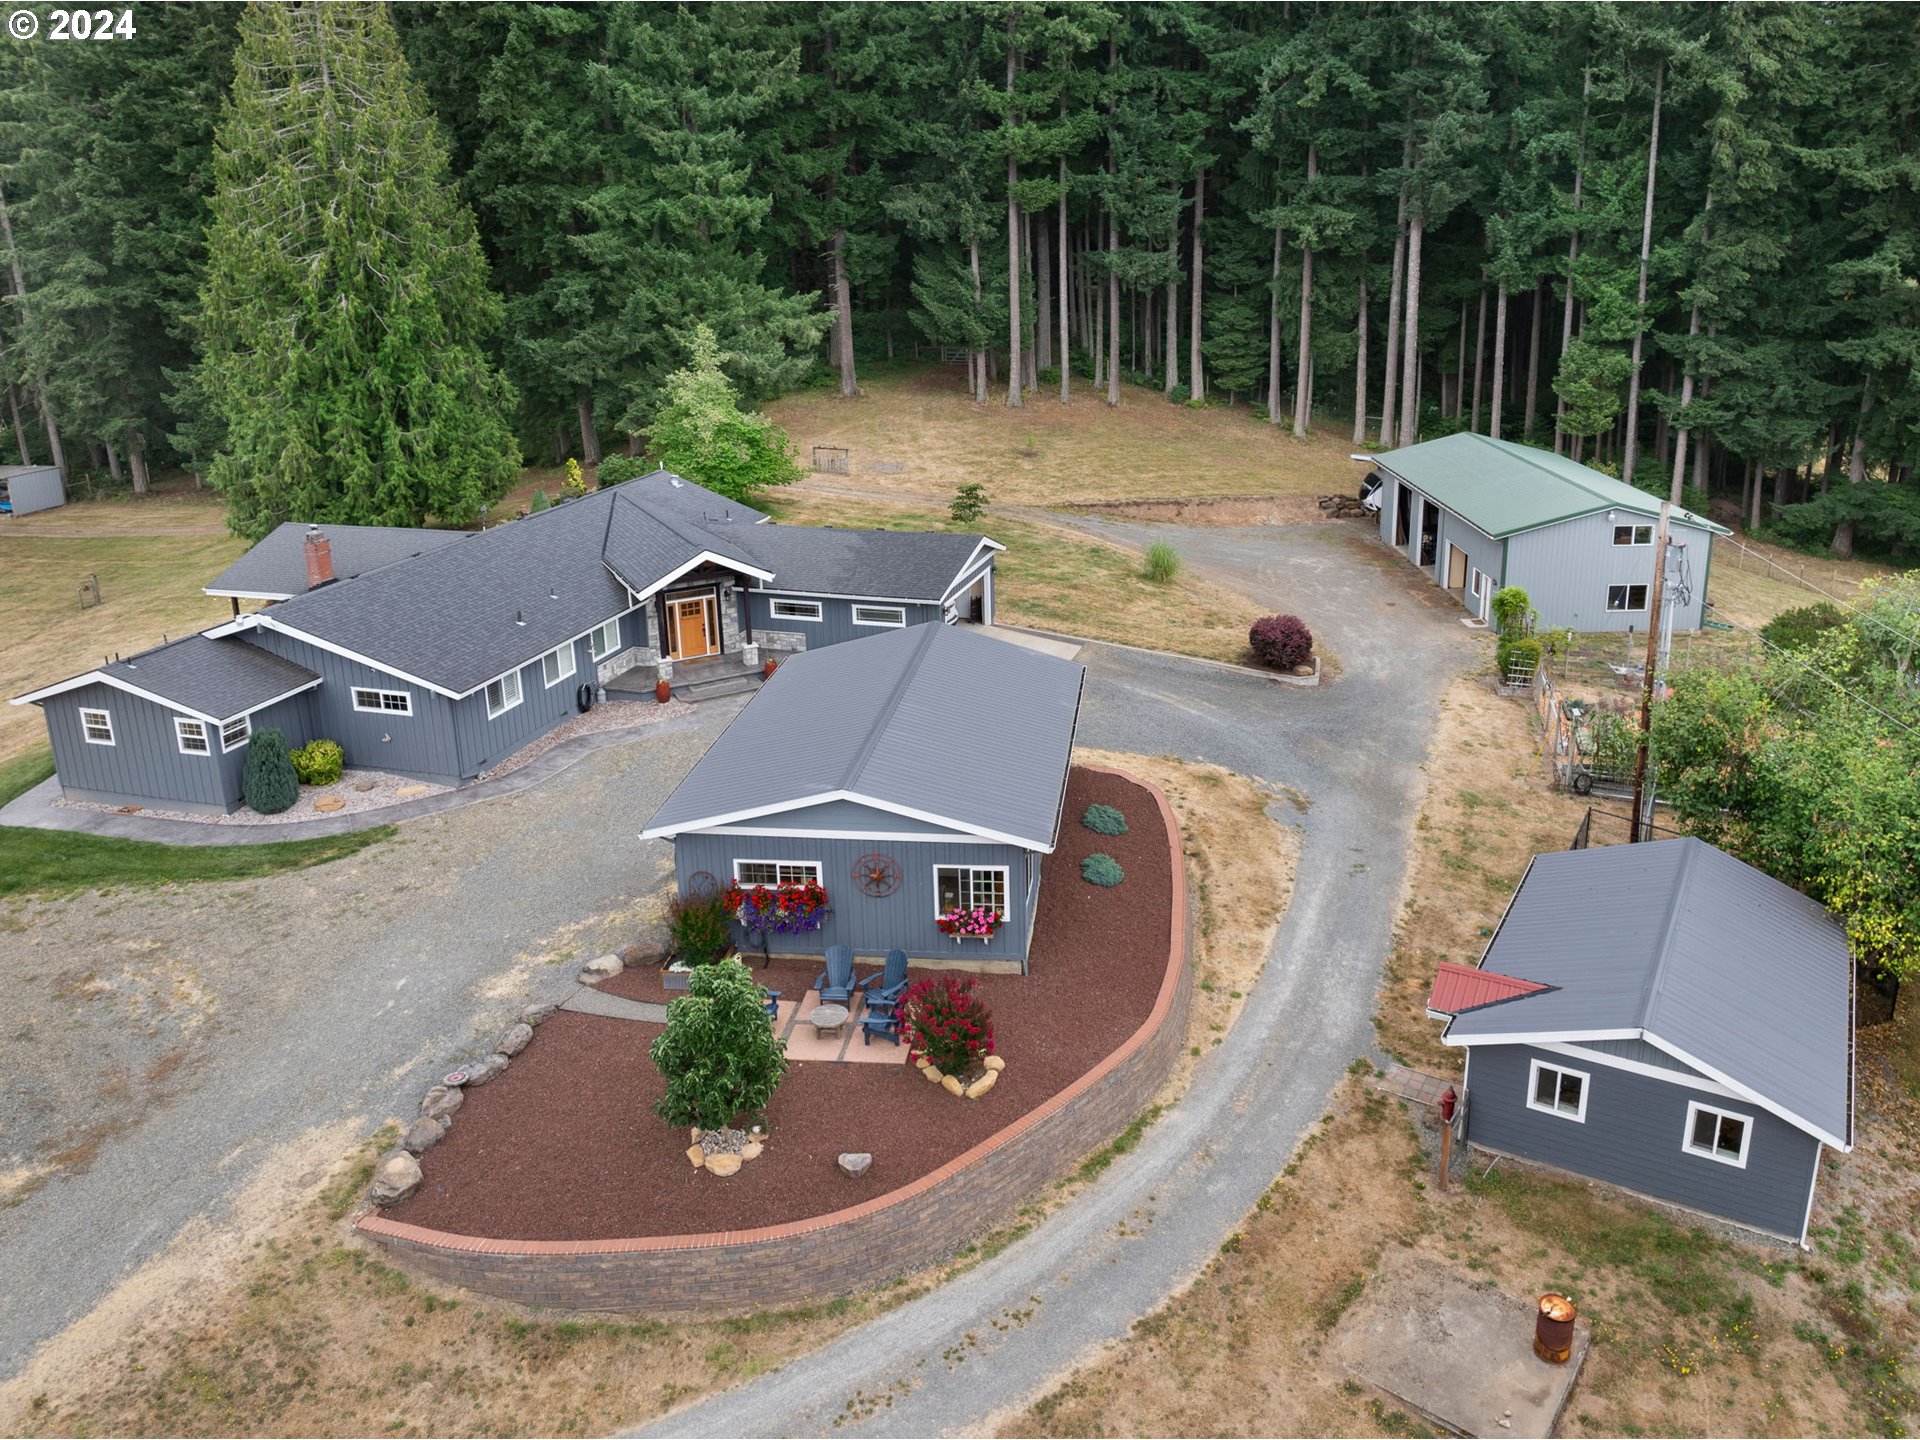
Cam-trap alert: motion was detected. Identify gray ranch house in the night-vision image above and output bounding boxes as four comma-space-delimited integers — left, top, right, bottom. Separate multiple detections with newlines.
642, 623, 1085, 972
1430, 837, 1854, 1244
14, 471, 1002, 814
1365, 432, 1729, 632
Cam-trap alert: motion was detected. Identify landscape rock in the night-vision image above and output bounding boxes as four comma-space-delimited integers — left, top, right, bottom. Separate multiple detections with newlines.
393, 783, 431, 800
965, 1070, 999, 1099
922, 1064, 945, 1084
838, 1152, 873, 1177
495, 1022, 534, 1057
419, 1085, 464, 1122
463, 1053, 509, 1087
1293, 663, 1315, 677
982, 1055, 1006, 1073
621, 943, 666, 967
691, 1127, 702, 1144
313, 796, 346, 813
369, 1149, 423, 1206
401, 1117, 448, 1155
521, 1002, 558, 1027
580, 953, 624, 983
742, 1141, 764, 1160
705, 1153, 742, 1177
686, 1144, 706, 1168
354, 780, 377, 793
941, 1074, 965, 1096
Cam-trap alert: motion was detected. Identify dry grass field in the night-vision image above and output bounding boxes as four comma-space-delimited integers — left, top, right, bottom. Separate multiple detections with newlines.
765, 363, 1362, 507
1010, 675, 1920, 1440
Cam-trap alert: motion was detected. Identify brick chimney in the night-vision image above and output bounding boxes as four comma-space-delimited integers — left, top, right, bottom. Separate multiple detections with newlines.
303, 526, 335, 590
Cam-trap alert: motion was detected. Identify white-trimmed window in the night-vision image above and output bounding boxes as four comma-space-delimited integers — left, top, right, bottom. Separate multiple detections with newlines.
174, 718, 211, 755
352, 687, 412, 716
1526, 1058, 1588, 1122
770, 598, 824, 622
852, 604, 907, 628
220, 716, 252, 752
1683, 1101, 1752, 1167
1613, 523, 1654, 546
485, 669, 523, 719
934, 864, 1009, 919
588, 618, 622, 661
79, 707, 114, 745
733, 859, 823, 887
541, 642, 576, 688
1606, 583, 1649, 612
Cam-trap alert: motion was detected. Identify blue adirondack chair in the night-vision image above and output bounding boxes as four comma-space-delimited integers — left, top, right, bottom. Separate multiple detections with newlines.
858, 948, 910, 1011
760, 987, 782, 1021
813, 944, 856, 1005
859, 1008, 901, 1046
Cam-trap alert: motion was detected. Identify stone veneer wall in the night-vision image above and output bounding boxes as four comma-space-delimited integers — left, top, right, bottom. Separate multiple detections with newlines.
355, 767, 1191, 1317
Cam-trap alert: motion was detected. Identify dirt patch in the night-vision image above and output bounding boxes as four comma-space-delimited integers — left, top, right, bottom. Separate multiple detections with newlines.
388, 767, 1174, 1241
1063, 493, 1352, 527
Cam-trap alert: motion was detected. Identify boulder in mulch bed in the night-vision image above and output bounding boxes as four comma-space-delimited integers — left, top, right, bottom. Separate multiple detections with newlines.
580, 953, 624, 983
838, 1152, 873, 1177
464, 1052, 510, 1087
621, 943, 665, 968
965, 1070, 999, 1099
495, 1022, 534, 1057
706, 1153, 742, 1177
419, 1085, 463, 1123
402, 1117, 449, 1155
983, 1055, 1006, 1073
370, 1149, 423, 1205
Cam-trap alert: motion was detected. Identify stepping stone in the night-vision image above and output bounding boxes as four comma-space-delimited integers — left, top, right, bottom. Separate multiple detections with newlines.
354, 780, 376, 793
313, 797, 346, 813
393, 784, 430, 799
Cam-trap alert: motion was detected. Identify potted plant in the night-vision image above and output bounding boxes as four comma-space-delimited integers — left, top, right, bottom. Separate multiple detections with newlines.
936, 906, 1001, 942
655, 676, 672, 704
722, 879, 832, 934
763, 657, 778, 679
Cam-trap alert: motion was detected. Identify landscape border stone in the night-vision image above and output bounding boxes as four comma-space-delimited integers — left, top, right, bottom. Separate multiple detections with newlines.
355, 766, 1192, 1317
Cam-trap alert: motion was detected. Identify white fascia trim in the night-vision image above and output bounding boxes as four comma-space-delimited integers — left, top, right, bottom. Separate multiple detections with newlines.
202, 587, 293, 602
227, 678, 325, 723
642, 787, 1050, 851
11, 670, 218, 723
937, 539, 1007, 601
688, 824, 1000, 844
756, 585, 937, 607
1441, 1027, 1641, 1048
1534, 1041, 1742, 1102
223, 613, 461, 699
940, 555, 1001, 606
621, 550, 774, 603
1639, 1032, 1851, 1152
454, 600, 648, 700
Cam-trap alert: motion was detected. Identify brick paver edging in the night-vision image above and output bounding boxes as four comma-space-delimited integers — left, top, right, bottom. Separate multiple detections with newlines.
354, 765, 1191, 1316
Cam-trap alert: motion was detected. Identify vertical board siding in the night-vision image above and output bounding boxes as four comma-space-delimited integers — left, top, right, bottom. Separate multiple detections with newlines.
746, 592, 943, 650
43, 682, 231, 810
673, 831, 1035, 964
451, 635, 593, 779
1505, 512, 1712, 632
1433, 510, 1505, 616
243, 630, 464, 784
1464, 1043, 1820, 1238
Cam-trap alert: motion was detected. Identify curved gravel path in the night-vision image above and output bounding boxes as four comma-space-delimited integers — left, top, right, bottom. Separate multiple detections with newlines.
637, 519, 1480, 1438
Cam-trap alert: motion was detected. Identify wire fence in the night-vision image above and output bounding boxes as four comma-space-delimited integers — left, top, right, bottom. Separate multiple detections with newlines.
1713, 537, 1875, 607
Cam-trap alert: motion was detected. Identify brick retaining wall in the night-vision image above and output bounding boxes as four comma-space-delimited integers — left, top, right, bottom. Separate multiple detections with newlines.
355, 766, 1190, 1316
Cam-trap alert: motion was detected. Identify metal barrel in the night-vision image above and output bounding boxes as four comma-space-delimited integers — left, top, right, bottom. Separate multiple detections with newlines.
1533, 1293, 1576, 1364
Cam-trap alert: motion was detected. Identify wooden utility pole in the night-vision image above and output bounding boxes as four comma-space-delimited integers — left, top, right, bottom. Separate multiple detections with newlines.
1628, 500, 1672, 841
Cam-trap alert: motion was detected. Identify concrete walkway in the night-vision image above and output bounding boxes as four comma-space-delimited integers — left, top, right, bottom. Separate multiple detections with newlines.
0, 704, 736, 846
560, 988, 670, 1023
638, 519, 1482, 1438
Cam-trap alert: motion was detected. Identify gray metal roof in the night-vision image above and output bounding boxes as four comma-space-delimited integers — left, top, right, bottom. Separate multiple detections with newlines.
205, 521, 468, 599
737, 527, 994, 601
642, 624, 1084, 850
17, 633, 322, 721
1446, 838, 1853, 1146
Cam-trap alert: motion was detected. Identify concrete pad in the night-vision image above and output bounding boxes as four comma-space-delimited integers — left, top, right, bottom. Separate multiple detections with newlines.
974, 624, 1083, 661
783, 991, 864, 1062
1326, 1253, 1590, 1439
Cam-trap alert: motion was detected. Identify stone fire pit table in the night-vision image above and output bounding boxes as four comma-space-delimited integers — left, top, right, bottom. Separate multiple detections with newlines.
809, 1003, 850, 1040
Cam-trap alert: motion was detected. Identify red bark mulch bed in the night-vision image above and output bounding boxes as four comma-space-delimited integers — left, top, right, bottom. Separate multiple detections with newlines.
388, 766, 1175, 1241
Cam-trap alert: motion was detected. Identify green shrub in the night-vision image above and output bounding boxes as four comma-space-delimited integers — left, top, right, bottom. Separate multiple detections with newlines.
290, 738, 344, 786
1143, 541, 1181, 584
528, 488, 551, 513
596, 454, 648, 487
1496, 634, 1543, 680
1082, 853, 1125, 887
243, 727, 300, 814
950, 481, 990, 525
1491, 585, 1534, 636
669, 894, 733, 966
650, 958, 788, 1130
1082, 803, 1128, 836
1760, 602, 1849, 653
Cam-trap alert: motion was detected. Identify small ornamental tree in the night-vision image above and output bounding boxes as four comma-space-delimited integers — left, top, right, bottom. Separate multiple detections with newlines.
650, 958, 788, 1130
950, 481, 989, 524
243, 727, 299, 813
895, 974, 995, 1076
1249, 614, 1314, 670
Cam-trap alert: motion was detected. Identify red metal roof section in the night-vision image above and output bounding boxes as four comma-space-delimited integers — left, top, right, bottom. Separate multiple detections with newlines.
1428, 962, 1551, 1017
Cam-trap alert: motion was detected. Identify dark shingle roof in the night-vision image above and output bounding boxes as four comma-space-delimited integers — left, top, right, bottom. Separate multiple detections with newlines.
206, 522, 468, 600
733, 527, 995, 602
643, 624, 1084, 850
87, 634, 320, 720
1444, 838, 1853, 1146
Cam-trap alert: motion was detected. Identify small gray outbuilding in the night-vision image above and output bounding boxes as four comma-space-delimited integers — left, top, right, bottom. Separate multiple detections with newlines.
1431, 837, 1855, 1244
0, 463, 66, 517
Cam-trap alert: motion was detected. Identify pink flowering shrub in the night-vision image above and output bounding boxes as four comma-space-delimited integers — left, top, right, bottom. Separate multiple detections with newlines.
895, 974, 996, 1076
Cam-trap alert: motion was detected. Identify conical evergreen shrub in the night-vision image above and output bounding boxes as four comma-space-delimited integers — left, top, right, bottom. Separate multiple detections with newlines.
244, 727, 300, 814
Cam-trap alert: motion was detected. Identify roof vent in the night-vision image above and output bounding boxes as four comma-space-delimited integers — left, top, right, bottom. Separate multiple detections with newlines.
549, 587, 557, 600
669, 476, 683, 488
514, 609, 526, 626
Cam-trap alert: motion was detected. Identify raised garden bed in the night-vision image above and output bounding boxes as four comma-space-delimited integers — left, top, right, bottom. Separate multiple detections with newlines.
377, 766, 1176, 1244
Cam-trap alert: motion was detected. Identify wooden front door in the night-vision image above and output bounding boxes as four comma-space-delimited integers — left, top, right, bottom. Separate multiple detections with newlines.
669, 596, 718, 659
1446, 543, 1468, 594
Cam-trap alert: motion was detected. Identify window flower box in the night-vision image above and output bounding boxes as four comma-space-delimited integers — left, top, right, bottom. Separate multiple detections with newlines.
723, 879, 832, 935
937, 906, 1001, 943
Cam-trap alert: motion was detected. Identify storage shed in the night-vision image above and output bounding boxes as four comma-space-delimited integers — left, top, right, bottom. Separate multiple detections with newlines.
1368, 433, 1729, 632
1431, 837, 1855, 1244
0, 463, 66, 517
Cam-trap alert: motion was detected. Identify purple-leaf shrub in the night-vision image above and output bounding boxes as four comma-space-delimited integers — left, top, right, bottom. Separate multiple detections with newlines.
1249, 614, 1314, 670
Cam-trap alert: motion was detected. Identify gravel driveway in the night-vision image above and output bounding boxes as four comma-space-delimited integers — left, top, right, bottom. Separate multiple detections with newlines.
0, 708, 738, 1383
638, 518, 1483, 1438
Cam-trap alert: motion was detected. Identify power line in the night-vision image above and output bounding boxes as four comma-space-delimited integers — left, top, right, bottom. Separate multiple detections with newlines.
1697, 602, 1920, 739
1717, 536, 1919, 652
